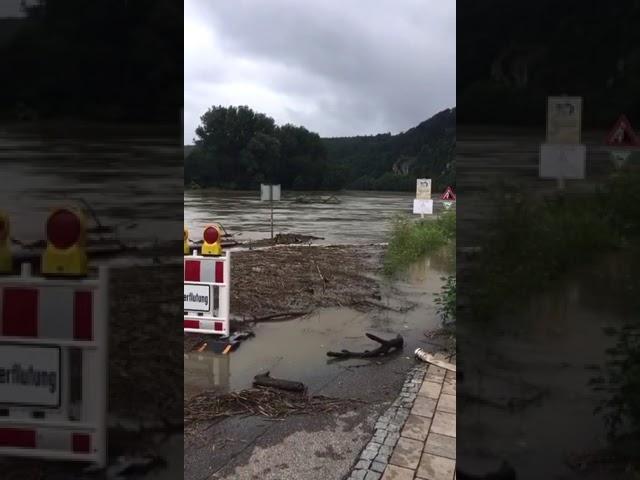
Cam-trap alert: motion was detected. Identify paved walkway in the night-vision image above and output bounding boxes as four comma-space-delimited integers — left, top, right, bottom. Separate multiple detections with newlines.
348, 359, 456, 480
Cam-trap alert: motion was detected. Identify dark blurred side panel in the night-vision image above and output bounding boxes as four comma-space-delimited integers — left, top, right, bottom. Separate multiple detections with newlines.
457, 1, 640, 478
0, 1, 183, 478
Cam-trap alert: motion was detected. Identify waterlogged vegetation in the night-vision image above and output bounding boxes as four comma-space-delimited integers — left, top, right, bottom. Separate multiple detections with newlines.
469, 168, 640, 458
470, 169, 640, 321
434, 275, 456, 326
383, 210, 456, 276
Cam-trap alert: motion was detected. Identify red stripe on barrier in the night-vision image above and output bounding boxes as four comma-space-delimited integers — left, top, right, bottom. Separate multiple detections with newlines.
72, 433, 91, 453
215, 262, 223, 283
184, 320, 199, 329
0, 428, 36, 448
74, 291, 93, 340
185, 260, 201, 282
2, 288, 38, 337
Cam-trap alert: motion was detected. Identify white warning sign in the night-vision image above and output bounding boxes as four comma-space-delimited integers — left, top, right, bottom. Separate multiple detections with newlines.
0, 344, 61, 408
416, 179, 432, 200
184, 283, 211, 313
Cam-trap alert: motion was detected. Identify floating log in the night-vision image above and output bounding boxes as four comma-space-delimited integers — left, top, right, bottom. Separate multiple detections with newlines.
327, 333, 404, 359
253, 371, 306, 393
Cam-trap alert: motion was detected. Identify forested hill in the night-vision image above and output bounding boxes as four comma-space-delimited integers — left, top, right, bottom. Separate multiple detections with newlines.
457, 1, 640, 126
322, 107, 455, 190
185, 105, 455, 192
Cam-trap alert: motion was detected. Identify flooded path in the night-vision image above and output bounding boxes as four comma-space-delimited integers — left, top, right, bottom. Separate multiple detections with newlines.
184, 249, 454, 400
456, 127, 639, 478
459, 251, 638, 478
184, 248, 454, 480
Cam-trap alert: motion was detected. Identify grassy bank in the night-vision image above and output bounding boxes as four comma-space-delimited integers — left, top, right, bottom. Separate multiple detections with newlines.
383, 210, 456, 275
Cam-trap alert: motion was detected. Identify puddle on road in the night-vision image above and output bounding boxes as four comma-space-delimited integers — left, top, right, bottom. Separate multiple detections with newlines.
185, 249, 455, 400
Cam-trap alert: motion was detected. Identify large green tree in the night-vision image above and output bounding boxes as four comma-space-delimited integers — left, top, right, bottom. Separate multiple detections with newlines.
186, 106, 329, 190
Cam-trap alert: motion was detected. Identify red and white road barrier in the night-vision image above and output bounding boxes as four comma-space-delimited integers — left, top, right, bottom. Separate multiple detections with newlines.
184, 251, 231, 336
0, 264, 108, 466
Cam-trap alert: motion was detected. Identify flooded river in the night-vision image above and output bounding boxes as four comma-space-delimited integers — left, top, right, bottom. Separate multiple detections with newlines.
0, 127, 182, 248
185, 189, 452, 244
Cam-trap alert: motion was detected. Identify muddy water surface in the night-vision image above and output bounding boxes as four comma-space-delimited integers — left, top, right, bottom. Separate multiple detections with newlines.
185, 189, 452, 244
0, 127, 182, 247
184, 248, 454, 400
458, 250, 639, 479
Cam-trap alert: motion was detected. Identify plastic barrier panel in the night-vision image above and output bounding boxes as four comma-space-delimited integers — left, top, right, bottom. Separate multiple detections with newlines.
0, 264, 108, 466
184, 251, 231, 336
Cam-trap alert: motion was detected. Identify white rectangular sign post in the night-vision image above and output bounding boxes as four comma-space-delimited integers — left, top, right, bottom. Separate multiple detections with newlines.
414, 179, 433, 218
541, 96, 585, 188
416, 179, 432, 200
184, 252, 231, 336
539, 144, 586, 180
413, 199, 434, 217
547, 96, 582, 144
260, 184, 281, 239
0, 264, 108, 467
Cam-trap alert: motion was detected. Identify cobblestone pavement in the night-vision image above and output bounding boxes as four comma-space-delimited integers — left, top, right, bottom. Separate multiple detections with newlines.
348, 360, 456, 480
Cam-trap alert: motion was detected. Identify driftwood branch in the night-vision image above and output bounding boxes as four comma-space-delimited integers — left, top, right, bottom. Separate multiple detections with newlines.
249, 311, 310, 323
253, 371, 306, 393
327, 333, 404, 359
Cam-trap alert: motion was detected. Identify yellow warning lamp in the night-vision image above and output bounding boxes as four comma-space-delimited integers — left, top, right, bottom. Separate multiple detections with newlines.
184, 227, 190, 255
201, 224, 222, 256
0, 211, 11, 273
41, 208, 88, 276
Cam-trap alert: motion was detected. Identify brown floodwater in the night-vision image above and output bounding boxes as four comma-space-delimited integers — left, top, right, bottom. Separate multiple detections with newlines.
185, 188, 454, 245
184, 248, 455, 401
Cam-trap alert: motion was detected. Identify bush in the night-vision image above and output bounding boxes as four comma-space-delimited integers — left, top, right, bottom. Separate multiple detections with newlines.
384, 211, 456, 275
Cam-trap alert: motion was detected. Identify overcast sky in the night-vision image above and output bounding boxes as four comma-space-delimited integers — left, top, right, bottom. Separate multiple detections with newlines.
184, 0, 455, 143
0, 0, 24, 17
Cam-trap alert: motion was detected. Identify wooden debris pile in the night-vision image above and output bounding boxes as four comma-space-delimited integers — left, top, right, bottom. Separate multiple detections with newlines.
184, 387, 364, 423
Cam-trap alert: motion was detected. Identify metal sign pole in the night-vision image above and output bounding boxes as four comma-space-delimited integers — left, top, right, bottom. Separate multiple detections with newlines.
270, 186, 274, 240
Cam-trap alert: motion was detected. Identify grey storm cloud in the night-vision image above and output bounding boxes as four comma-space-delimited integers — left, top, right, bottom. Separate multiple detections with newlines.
0, 0, 25, 17
184, 0, 455, 142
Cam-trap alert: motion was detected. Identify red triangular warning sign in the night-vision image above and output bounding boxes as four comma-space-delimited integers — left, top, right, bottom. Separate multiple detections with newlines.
605, 115, 640, 146
441, 186, 456, 200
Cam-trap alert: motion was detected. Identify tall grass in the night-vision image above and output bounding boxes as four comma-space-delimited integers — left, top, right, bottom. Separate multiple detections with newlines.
470, 169, 640, 321
384, 210, 456, 275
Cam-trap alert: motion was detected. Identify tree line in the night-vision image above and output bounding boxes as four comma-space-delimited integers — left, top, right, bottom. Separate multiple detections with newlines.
185, 106, 455, 191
